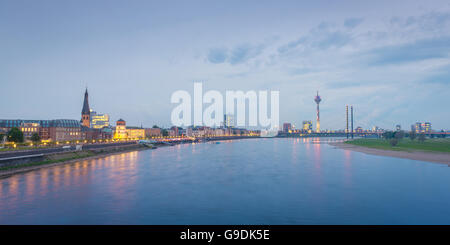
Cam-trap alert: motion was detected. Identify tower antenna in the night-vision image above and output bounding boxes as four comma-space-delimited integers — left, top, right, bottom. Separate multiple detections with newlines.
314, 91, 322, 133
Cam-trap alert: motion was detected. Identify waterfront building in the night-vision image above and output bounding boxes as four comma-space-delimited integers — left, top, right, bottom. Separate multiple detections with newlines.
127, 127, 145, 139
114, 119, 127, 139
215, 128, 225, 136
19, 122, 40, 139
145, 128, 162, 137
186, 127, 193, 137
0, 119, 82, 142
414, 122, 432, 133
223, 114, 235, 128
82, 126, 113, 140
170, 126, 179, 136
81, 88, 91, 128
415, 122, 422, 132
49, 120, 82, 142
90, 111, 110, 129
422, 122, 432, 133
302, 120, 312, 133
314, 91, 321, 133
283, 123, 292, 133
224, 127, 233, 136
168, 129, 178, 137
355, 126, 363, 133
113, 119, 145, 139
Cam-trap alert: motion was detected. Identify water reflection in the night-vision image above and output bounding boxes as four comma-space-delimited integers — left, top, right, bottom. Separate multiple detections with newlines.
0, 139, 450, 224
0, 151, 140, 216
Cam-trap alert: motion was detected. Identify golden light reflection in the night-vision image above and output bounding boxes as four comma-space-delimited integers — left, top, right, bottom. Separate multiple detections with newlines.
291, 138, 298, 163
53, 167, 61, 188
313, 142, 322, 170
9, 177, 18, 196
26, 172, 36, 196
64, 164, 71, 187
343, 150, 353, 188
40, 169, 48, 196
0, 150, 143, 212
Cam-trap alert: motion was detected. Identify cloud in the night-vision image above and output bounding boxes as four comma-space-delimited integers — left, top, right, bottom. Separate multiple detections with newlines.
277, 23, 353, 54
207, 43, 265, 65
422, 65, 450, 84
229, 44, 265, 64
277, 37, 307, 54
201, 10, 450, 129
390, 11, 450, 30
314, 31, 352, 49
365, 36, 450, 65
344, 18, 364, 28
207, 47, 228, 63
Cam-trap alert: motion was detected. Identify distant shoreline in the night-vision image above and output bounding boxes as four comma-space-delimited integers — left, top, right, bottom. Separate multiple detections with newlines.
329, 141, 450, 165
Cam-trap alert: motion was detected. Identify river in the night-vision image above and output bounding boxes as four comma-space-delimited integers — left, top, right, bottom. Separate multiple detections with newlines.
0, 138, 449, 224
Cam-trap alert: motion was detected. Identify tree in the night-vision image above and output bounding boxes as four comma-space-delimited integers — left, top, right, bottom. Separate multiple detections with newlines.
409, 130, 417, 141
7, 127, 24, 143
389, 138, 399, 146
382, 131, 394, 140
152, 125, 160, 128
0, 134, 5, 144
418, 133, 426, 143
162, 129, 169, 136
31, 133, 40, 143
394, 130, 405, 140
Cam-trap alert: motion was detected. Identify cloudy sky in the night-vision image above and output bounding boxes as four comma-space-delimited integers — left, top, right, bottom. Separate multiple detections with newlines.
1, 0, 449, 130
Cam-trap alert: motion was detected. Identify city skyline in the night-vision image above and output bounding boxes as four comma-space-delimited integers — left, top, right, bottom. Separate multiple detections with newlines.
1, 1, 449, 130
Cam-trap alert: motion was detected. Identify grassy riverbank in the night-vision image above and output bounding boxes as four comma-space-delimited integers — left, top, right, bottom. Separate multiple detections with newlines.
0, 151, 96, 171
345, 138, 450, 153
0, 144, 147, 178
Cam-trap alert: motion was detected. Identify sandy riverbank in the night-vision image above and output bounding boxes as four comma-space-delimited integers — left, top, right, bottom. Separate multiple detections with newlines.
330, 141, 450, 165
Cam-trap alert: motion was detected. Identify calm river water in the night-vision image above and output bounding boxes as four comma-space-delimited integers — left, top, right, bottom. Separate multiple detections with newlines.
0, 138, 449, 224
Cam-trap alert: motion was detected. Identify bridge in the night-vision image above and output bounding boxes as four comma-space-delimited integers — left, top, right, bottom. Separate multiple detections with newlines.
277, 131, 450, 138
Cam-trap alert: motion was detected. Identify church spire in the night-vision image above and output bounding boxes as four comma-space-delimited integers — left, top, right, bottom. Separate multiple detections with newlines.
82, 88, 90, 115
81, 88, 91, 127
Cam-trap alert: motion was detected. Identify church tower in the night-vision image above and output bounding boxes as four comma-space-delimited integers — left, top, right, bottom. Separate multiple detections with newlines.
81, 88, 91, 127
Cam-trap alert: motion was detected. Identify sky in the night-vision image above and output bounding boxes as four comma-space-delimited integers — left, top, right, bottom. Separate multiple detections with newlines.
1, 0, 449, 130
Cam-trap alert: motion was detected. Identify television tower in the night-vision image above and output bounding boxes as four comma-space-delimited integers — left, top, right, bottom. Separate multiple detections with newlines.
314, 91, 322, 133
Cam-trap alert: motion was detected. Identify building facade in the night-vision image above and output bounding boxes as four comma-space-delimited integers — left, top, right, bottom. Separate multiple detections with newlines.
414, 122, 432, 133
224, 114, 235, 128
90, 111, 110, 129
283, 123, 292, 133
114, 119, 127, 139
0, 119, 82, 142
302, 120, 312, 133
127, 127, 145, 139
145, 128, 162, 137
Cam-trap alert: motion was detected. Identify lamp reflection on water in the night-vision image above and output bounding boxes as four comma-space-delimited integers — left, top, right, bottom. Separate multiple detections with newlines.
0, 151, 140, 213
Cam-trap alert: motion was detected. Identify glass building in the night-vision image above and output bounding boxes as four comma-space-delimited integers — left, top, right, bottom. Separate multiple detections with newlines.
90, 111, 110, 129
